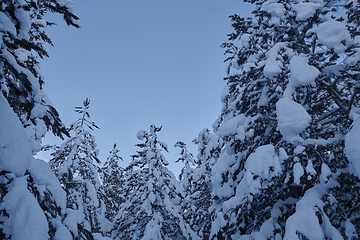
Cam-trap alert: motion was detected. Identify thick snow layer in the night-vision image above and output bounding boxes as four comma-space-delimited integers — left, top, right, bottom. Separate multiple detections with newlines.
64, 209, 85, 237
142, 199, 153, 216
0, 177, 49, 240
53, 216, 73, 240
345, 219, 357, 239
289, 56, 319, 86
320, 163, 331, 184
216, 114, 249, 141
26, 118, 47, 153
264, 43, 285, 78
85, 180, 99, 207
0, 12, 17, 36
27, 158, 67, 212
14, 7, 31, 40
0, 94, 31, 176
293, 162, 304, 185
212, 151, 236, 200
292, 2, 322, 20
30, 103, 47, 119
142, 212, 162, 240
345, 117, 360, 178
222, 145, 281, 212
261, 0, 286, 18
285, 55, 320, 97
294, 146, 305, 155
98, 203, 112, 234
276, 97, 311, 142
317, 20, 351, 53
284, 186, 325, 240
285, 167, 342, 240
245, 144, 282, 181
279, 148, 288, 162
322, 213, 343, 240
306, 160, 317, 179
211, 212, 226, 238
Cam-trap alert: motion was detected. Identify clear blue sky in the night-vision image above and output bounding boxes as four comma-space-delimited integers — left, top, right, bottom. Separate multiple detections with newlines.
38, 1, 252, 176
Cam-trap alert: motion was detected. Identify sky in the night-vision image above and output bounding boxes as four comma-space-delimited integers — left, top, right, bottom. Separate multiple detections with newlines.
38, 1, 253, 176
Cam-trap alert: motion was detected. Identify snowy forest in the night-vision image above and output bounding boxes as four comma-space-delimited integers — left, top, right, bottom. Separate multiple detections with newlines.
1, 0, 360, 239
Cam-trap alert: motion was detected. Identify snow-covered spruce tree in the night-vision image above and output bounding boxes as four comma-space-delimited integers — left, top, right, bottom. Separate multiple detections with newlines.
209, 0, 360, 239
174, 141, 200, 236
0, 1, 80, 239
176, 128, 222, 240
175, 141, 196, 191
49, 99, 110, 239
112, 125, 200, 240
99, 143, 124, 223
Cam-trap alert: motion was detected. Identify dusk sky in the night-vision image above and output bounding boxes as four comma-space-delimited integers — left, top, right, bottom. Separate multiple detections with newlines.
38, 1, 253, 176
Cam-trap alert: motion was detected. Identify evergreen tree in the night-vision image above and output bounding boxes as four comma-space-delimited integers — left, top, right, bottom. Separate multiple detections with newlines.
99, 143, 124, 223
0, 0, 79, 153
0, 1, 79, 239
174, 141, 200, 236
49, 99, 109, 239
174, 141, 196, 191
178, 129, 219, 240
209, 0, 360, 238
112, 125, 200, 240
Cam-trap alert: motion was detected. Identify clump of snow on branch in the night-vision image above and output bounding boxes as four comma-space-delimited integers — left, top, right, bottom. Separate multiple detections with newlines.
27, 158, 67, 213
223, 145, 282, 211
261, 0, 286, 18
292, 1, 322, 20
284, 170, 342, 240
293, 162, 304, 185
284, 55, 320, 97
0, 177, 49, 240
0, 95, 31, 176
317, 20, 351, 54
263, 43, 286, 78
276, 98, 311, 142
215, 114, 249, 141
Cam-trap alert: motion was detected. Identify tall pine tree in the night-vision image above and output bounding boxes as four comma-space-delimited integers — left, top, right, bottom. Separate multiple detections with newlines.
112, 125, 200, 240
49, 99, 109, 239
209, 0, 360, 238
177, 129, 221, 240
99, 143, 124, 223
